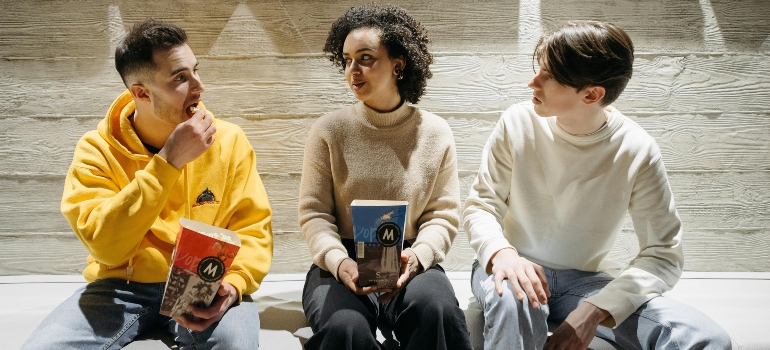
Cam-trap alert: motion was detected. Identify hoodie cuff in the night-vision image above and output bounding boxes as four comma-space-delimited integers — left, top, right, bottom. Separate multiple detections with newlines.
147, 154, 182, 186
223, 273, 247, 303
324, 248, 350, 281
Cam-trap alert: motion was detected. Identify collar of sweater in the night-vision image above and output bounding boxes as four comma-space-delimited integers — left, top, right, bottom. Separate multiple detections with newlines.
357, 100, 413, 128
547, 106, 624, 144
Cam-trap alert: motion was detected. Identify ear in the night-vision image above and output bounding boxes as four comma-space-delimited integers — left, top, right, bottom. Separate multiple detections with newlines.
582, 86, 605, 105
394, 56, 406, 72
129, 83, 151, 102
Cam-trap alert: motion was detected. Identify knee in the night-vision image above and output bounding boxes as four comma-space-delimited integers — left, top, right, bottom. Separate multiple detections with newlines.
319, 308, 375, 340
484, 288, 548, 327
209, 333, 259, 350
693, 324, 732, 349
484, 287, 522, 316
402, 281, 463, 322
305, 309, 378, 350
707, 331, 732, 349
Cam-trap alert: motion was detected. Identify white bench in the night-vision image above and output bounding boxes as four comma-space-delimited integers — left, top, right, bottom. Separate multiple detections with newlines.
2, 272, 768, 349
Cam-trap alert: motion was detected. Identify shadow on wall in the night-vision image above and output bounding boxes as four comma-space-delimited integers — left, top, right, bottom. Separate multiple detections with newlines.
710, 0, 770, 51
540, 0, 705, 52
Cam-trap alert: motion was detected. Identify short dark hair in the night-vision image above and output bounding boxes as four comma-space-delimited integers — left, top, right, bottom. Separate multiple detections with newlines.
115, 19, 188, 87
534, 21, 634, 106
323, 4, 433, 104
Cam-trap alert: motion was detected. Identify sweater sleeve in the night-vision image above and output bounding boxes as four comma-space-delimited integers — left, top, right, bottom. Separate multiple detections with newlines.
410, 136, 461, 270
298, 124, 349, 281
584, 156, 684, 327
221, 134, 274, 299
463, 113, 516, 272
61, 136, 181, 267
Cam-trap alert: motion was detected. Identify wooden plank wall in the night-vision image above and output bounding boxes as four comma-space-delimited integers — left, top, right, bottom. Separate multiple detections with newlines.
1, 0, 768, 275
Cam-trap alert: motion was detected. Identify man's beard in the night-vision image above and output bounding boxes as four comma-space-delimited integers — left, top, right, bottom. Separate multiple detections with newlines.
152, 97, 184, 127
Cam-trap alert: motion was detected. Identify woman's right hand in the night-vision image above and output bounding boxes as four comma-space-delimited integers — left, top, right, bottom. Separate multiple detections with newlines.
338, 258, 379, 295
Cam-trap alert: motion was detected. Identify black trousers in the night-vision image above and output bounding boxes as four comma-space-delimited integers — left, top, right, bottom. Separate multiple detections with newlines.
302, 255, 472, 350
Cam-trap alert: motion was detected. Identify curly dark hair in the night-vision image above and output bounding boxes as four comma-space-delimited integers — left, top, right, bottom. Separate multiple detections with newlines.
323, 3, 433, 104
115, 19, 188, 87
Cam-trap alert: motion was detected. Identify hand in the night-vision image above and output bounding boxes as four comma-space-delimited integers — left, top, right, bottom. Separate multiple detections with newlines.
338, 258, 378, 295
158, 109, 216, 169
175, 282, 238, 332
490, 248, 550, 308
377, 249, 423, 304
544, 302, 609, 350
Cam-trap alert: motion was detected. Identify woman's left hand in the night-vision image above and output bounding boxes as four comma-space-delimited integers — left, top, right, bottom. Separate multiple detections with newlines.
377, 249, 423, 303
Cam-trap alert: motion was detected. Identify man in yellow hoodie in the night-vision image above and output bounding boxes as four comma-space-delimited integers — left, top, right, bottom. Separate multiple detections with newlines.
21, 19, 273, 350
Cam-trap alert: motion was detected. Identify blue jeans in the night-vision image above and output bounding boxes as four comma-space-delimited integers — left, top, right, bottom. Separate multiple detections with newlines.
471, 260, 732, 350
21, 278, 259, 350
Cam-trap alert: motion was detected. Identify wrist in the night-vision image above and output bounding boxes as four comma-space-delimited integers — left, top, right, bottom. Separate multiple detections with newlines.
490, 247, 518, 265
157, 149, 179, 169
581, 301, 610, 324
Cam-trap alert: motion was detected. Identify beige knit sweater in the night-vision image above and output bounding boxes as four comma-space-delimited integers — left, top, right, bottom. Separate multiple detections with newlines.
299, 101, 460, 281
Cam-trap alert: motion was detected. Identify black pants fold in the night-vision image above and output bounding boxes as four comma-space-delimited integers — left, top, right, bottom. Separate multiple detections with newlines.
302, 262, 472, 350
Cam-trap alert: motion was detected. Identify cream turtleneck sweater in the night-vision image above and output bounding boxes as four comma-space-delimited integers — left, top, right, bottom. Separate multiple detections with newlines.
299, 101, 461, 280
464, 101, 684, 327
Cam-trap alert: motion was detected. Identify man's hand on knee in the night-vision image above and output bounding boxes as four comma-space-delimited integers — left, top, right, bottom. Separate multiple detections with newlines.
490, 248, 550, 308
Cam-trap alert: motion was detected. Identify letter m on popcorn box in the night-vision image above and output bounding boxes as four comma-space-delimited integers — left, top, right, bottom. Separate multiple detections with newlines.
160, 218, 240, 318
351, 200, 408, 289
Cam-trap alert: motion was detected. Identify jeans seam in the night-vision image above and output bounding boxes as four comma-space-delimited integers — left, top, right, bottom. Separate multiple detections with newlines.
551, 270, 557, 291
99, 305, 154, 350
188, 328, 198, 350
633, 309, 681, 350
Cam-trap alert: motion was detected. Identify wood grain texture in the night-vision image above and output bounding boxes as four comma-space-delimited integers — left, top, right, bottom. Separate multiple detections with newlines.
0, 234, 88, 275
1, 0, 769, 275
2, 112, 768, 177
2, 54, 769, 118
540, 0, 705, 52
2, 227, 768, 276
8, 0, 763, 57
710, 0, 770, 52
1, 171, 767, 235
264, 0, 521, 54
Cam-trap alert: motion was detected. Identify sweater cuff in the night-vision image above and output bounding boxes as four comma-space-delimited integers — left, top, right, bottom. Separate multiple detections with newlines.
409, 244, 437, 271
223, 273, 247, 304
324, 248, 350, 281
479, 237, 516, 274
584, 288, 637, 328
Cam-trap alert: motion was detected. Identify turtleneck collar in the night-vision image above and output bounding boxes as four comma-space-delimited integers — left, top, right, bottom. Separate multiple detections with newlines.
356, 100, 413, 128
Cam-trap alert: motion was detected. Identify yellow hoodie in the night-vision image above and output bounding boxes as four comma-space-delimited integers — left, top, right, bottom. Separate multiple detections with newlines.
61, 91, 273, 298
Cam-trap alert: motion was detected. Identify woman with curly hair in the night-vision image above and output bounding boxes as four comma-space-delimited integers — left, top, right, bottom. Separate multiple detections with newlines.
298, 4, 472, 350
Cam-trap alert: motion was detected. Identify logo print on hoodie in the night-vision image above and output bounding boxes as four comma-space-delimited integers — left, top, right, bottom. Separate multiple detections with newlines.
194, 188, 219, 207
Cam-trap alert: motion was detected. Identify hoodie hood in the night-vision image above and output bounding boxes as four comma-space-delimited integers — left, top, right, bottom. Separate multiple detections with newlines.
98, 90, 207, 161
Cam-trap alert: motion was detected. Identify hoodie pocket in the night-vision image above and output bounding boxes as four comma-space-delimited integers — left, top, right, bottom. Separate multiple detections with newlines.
191, 201, 221, 225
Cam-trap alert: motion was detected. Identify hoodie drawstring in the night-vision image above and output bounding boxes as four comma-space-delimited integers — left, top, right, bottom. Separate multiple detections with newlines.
126, 257, 134, 284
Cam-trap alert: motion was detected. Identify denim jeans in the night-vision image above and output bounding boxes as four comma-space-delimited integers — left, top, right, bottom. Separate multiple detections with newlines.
21, 278, 260, 350
471, 260, 732, 350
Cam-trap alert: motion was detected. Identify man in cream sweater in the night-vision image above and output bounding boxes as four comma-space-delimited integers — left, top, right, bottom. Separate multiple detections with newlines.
464, 21, 730, 349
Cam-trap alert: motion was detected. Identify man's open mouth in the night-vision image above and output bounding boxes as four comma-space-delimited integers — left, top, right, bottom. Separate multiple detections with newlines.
186, 103, 199, 118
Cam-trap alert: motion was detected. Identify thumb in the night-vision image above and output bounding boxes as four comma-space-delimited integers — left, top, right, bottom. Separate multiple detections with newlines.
349, 267, 359, 282
218, 282, 232, 296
